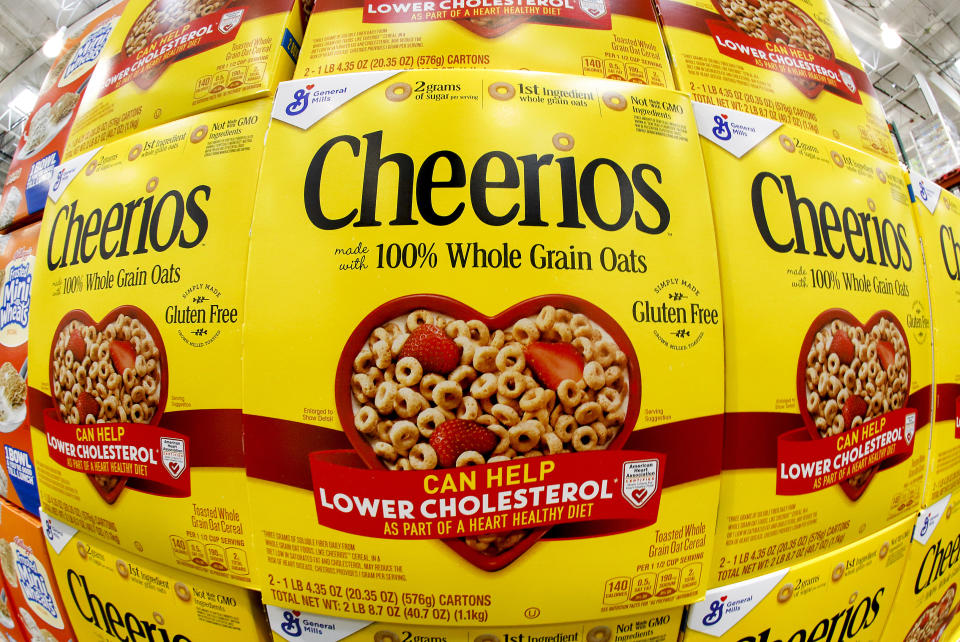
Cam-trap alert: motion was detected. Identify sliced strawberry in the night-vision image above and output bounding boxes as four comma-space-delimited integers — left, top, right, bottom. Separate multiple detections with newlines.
67, 329, 86, 361
110, 340, 136, 375
399, 324, 460, 375
829, 328, 855, 365
429, 419, 498, 468
525, 341, 585, 390
76, 392, 100, 420
877, 341, 896, 371
842, 395, 867, 431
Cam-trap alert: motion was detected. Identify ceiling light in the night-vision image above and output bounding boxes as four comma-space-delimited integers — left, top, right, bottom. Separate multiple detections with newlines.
10, 88, 37, 115
880, 22, 902, 49
42, 27, 66, 58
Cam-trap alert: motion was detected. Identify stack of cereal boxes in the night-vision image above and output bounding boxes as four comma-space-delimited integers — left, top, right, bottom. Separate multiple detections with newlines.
18, 0, 309, 640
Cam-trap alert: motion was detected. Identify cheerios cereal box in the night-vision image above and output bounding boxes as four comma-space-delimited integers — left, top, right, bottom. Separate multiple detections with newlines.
694, 102, 932, 587
685, 518, 913, 642
244, 70, 725, 624
294, 0, 673, 89
0, 3, 125, 232
883, 497, 960, 642
0, 498, 76, 642
908, 173, 960, 508
62, 0, 304, 158
654, 0, 897, 162
26, 99, 272, 588
40, 512, 271, 642
0, 223, 41, 517
263, 606, 683, 642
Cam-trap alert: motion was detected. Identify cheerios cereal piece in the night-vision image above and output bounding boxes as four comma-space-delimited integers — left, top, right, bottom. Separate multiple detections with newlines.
832, 563, 845, 581
415, 407, 446, 438
375, 381, 398, 414
457, 396, 480, 420
432, 380, 463, 410
449, 364, 478, 387
388, 421, 419, 451
406, 310, 434, 331
473, 346, 498, 373
456, 450, 486, 467
394, 387, 426, 418
374, 631, 399, 642
572, 425, 598, 451
542, 431, 563, 454
497, 370, 526, 399
587, 626, 611, 642
395, 357, 423, 387
583, 361, 605, 390
409, 443, 438, 470
354, 406, 379, 435
557, 379, 582, 408
509, 421, 541, 452
492, 403, 520, 426
777, 583, 794, 603
574, 401, 603, 424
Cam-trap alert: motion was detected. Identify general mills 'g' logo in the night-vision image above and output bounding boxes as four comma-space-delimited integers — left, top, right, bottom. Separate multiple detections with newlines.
281, 611, 302, 637
919, 181, 928, 201
286, 89, 310, 116
712, 115, 732, 141
702, 598, 725, 626
921, 514, 930, 537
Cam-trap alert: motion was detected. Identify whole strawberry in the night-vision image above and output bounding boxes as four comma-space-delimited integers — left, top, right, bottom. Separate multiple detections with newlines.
429, 419, 497, 468
76, 392, 100, 421
829, 328, 855, 365
399, 324, 460, 375
842, 395, 867, 430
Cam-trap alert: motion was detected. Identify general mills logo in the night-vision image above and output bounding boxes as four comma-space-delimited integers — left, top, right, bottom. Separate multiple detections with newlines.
921, 514, 930, 537
44, 519, 54, 542
281, 610, 302, 637
919, 181, 928, 201
285, 88, 311, 116
711, 114, 732, 141
702, 597, 726, 626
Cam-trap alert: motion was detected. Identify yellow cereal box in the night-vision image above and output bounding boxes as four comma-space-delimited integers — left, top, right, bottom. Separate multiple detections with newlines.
908, 173, 960, 508
27, 100, 272, 587
63, 0, 304, 158
883, 497, 960, 642
654, 0, 898, 162
0, 224, 41, 517
685, 518, 913, 642
294, 0, 673, 88
694, 102, 932, 587
244, 70, 725, 625
264, 606, 682, 642
0, 498, 76, 642
40, 512, 270, 642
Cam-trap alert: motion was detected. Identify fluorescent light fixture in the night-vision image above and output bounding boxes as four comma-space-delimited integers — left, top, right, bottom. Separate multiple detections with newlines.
10, 88, 37, 114
42, 27, 66, 58
880, 22, 902, 49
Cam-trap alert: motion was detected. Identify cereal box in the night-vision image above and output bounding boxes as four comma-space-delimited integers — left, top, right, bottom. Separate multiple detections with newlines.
244, 70, 725, 624
694, 102, 932, 587
0, 498, 76, 642
909, 173, 960, 508
294, 0, 673, 88
264, 606, 683, 642
41, 512, 270, 642
883, 497, 960, 642
63, 0, 304, 158
685, 518, 913, 642
27, 100, 272, 587
654, 0, 898, 162
0, 4, 125, 232
0, 223, 41, 517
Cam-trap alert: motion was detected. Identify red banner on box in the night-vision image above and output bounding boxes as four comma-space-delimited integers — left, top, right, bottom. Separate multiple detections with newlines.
776, 407, 916, 495
362, 0, 611, 27
43, 408, 190, 496
99, 7, 247, 95
310, 449, 663, 539
707, 20, 860, 103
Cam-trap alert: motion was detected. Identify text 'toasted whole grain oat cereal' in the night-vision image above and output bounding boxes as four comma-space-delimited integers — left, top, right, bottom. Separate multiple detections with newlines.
655, 0, 897, 163
63, 0, 305, 158
262, 605, 683, 642
694, 102, 932, 587
885, 496, 960, 642
909, 174, 960, 508
685, 518, 913, 642
0, 4, 124, 232
244, 70, 725, 624
0, 499, 77, 642
41, 512, 270, 642
27, 99, 272, 588
0, 224, 42, 517
294, 0, 672, 88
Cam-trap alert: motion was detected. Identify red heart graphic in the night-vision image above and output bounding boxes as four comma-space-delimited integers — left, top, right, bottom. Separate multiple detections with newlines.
455, 14, 529, 38
631, 488, 649, 504
708, 0, 834, 99
905, 583, 956, 642
335, 294, 641, 571
169, 462, 181, 474
795, 309, 910, 501
305, 84, 315, 90
721, 114, 728, 119
49, 305, 168, 504
721, 595, 727, 601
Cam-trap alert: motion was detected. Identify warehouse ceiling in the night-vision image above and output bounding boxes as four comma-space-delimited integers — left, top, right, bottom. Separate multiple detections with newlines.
0, 0, 958, 176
